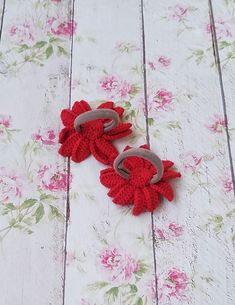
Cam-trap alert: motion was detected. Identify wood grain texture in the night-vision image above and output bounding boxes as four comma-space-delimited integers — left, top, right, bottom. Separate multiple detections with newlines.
0, 1, 234, 305
143, 0, 235, 304
64, 1, 158, 304
210, 0, 235, 188
0, 0, 73, 304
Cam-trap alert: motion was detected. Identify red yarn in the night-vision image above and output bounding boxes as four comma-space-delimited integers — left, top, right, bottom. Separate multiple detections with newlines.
58, 100, 132, 165
100, 145, 181, 216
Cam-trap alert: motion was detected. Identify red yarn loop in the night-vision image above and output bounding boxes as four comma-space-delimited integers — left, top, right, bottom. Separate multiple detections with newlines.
100, 144, 181, 216
113, 147, 164, 184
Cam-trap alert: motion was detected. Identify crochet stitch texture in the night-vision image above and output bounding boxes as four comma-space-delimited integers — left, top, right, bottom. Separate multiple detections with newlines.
100, 145, 181, 215
58, 100, 132, 165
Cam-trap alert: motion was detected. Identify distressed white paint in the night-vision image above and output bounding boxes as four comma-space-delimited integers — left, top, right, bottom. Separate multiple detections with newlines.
0, 1, 234, 305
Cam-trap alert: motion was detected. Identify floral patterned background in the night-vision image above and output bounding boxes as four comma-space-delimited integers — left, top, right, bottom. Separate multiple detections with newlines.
0, 0, 234, 305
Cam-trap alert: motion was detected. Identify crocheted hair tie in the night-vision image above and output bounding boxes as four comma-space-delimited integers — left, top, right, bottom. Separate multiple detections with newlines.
74, 109, 119, 133
114, 147, 164, 184
100, 145, 181, 216
59, 100, 132, 165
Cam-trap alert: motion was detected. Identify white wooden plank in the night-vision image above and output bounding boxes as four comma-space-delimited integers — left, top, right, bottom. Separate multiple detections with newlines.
210, 0, 235, 186
0, 0, 72, 304
144, 0, 235, 304
64, 1, 158, 304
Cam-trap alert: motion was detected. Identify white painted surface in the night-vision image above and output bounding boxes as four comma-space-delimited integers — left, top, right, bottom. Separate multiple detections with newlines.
0, 1, 234, 305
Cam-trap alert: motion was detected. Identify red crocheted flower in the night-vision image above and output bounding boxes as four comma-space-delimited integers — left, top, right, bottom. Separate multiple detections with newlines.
58, 100, 132, 165
100, 145, 181, 216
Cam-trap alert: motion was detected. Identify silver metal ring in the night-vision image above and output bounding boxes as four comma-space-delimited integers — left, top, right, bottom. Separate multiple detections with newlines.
113, 148, 164, 184
74, 109, 120, 133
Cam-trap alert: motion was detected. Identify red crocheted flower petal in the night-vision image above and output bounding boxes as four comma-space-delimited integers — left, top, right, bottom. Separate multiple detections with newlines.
151, 181, 174, 201
143, 187, 160, 212
71, 137, 90, 162
122, 144, 151, 170
100, 168, 126, 188
59, 127, 75, 144
103, 123, 132, 140
133, 188, 145, 216
140, 144, 150, 150
71, 100, 91, 116
123, 156, 145, 171
162, 170, 181, 181
108, 182, 128, 198
90, 138, 118, 165
58, 132, 81, 157
97, 101, 114, 109
113, 106, 124, 117
112, 184, 135, 206
162, 160, 174, 170
61, 109, 76, 128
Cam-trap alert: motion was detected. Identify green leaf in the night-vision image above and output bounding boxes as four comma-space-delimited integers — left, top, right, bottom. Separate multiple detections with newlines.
46, 45, 53, 58
219, 41, 230, 49
147, 118, 154, 126
33, 41, 47, 48
213, 215, 223, 223
34, 204, 45, 223
40, 193, 58, 202
135, 297, 143, 305
226, 209, 235, 218
22, 217, 34, 226
57, 46, 69, 56
135, 260, 148, 277
129, 284, 138, 293
49, 37, 63, 43
4, 203, 17, 210
88, 281, 109, 291
9, 218, 17, 226
105, 287, 119, 303
18, 44, 30, 51
21, 199, 37, 209
49, 205, 64, 221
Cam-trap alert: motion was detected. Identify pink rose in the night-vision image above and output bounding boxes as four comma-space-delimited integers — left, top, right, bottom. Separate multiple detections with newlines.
9, 22, 34, 44
100, 248, 121, 270
100, 247, 140, 281
48, 17, 77, 36
182, 152, 202, 171
147, 61, 157, 70
37, 164, 71, 192
158, 56, 171, 67
32, 128, 56, 145
206, 18, 232, 40
99, 75, 134, 99
0, 167, 22, 202
222, 178, 233, 193
207, 114, 226, 133
152, 89, 173, 111
118, 254, 140, 280
147, 56, 171, 70
159, 268, 189, 302
100, 75, 119, 93
154, 228, 166, 240
0, 114, 11, 128
165, 269, 188, 297
169, 5, 188, 21
169, 223, 184, 237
